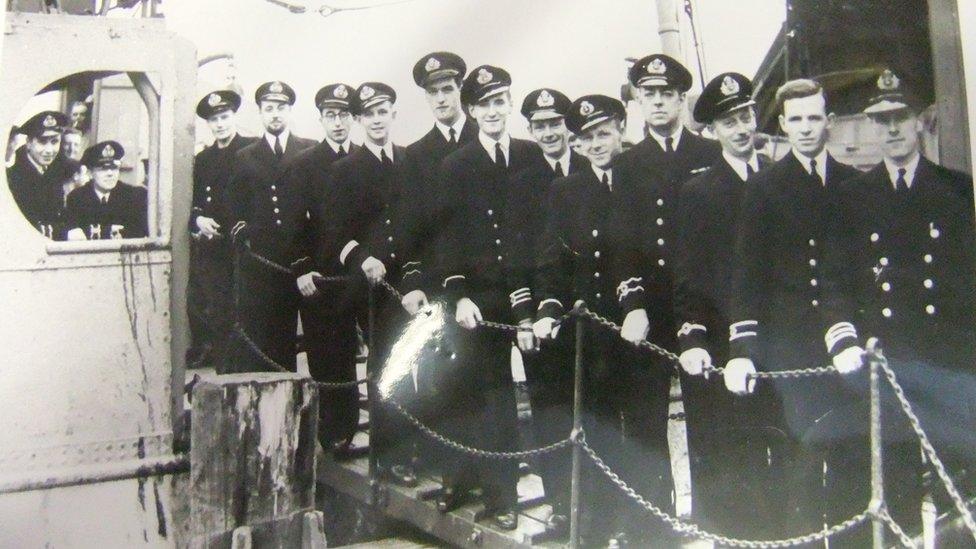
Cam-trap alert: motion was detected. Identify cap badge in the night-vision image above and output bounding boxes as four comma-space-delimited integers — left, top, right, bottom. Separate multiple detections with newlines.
477, 68, 493, 85
425, 57, 441, 72
580, 101, 594, 116
720, 75, 740, 96
42, 114, 58, 128
269, 81, 283, 94
878, 69, 900, 91
648, 58, 667, 75
334, 85, 348, 99
207, 93, 222, 107
537, 90, 555, 108
102, 144, 115, 158
360, 86, 375, 100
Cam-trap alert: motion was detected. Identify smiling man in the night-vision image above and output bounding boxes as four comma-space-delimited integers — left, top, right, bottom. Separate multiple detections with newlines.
63, 140, 147, 241
7, 110, 77, 239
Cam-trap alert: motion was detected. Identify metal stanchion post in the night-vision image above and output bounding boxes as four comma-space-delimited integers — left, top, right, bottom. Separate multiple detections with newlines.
569, 301, 586, 549
866, 337, 885, 549
367, 284, 379, 485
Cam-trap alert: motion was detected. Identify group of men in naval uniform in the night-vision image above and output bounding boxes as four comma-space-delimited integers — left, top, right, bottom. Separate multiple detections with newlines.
6, 110, 148, 242
183, 47, 976, 547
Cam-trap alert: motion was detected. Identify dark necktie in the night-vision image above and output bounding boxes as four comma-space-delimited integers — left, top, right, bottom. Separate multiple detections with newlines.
101, 195, 108, 204
380, 148, 393, 167
665, 137, 674, 153
449, 128, 457, 145
273, 136, 283, 158
895, 168, 908, 191
602, 172, 610, 190
494, 142, 505, 167
337, 145, 346, 158
554, 161, 563, 177
746, 163, 755, 180
809, 159, 821, 184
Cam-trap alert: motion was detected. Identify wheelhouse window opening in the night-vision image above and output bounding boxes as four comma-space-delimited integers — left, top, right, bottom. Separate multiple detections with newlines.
6, 70, 162, 246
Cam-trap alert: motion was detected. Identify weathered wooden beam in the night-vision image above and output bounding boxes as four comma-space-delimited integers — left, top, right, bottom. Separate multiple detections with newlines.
189, 373, 319, 548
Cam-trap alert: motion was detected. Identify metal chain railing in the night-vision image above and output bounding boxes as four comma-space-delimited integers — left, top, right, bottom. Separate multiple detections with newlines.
230, 241, 976, 546
578, 435, 872, 548
879, 360, 976, 543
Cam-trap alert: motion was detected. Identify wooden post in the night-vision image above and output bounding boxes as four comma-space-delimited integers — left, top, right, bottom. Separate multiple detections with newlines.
189, 372, 322, 548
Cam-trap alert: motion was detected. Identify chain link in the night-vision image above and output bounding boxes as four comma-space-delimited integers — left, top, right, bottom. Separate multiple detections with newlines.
232, 322, 290, 373
384, 399, 572, 460
579, 436, 871, 548
879, 360, 976, 542
876, 508, 916, 548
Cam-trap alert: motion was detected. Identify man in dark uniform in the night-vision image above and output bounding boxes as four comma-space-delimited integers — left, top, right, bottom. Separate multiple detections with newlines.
226, 80, 316, 373
533, 94, 672, 546
64, 141, 147, 240
6, 110, 76, 239
822, 69, 974, 544
187, 90, 258, 372
723, 78, 863, 537
672, 72, 777, 538
434, 65, 536, 530
508, 86, 586, 537
287, 82, 362, 455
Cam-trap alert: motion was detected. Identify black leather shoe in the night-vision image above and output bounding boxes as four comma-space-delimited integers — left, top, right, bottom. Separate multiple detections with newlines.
385, 464, 418, 487
436, 487, 461, 513
492, 509, 518, 531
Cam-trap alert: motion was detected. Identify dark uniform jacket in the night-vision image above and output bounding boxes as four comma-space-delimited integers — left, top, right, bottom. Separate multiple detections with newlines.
401, 120, 478, 289
317, 144, 414, 289
728, 151, 861, 367
7, 148, 78, 239
64, 181, 148, 239
824, 157, 976, 371
190, 134, 258, 233
674, 154, 769, 356
437, 136, 538, 321
536, 166, 627, 321
612, 129, 721, 346
227, 133, 317, 264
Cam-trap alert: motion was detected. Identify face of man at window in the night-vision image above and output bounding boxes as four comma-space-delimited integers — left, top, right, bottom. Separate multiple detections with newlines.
70, 103, 88, 129
870, 108, 922, 165
206, 109, 238, 144
711, 106, 757, 160
259, 100, 291, 135
637, 86, 684, 135
468, 92, 512, 140
779, 92, 832, 158
91, 165, 120, 193
356, 101, 396, 146
320, 107, 352, 144
62, 132, 84, 161
424, 77, 463, 126
578, 119, 624, 170
529, 117, 569, 160
27, 133, 62, 168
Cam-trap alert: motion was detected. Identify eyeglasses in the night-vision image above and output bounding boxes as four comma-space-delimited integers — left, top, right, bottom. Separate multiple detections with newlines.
322, 111, 351, 122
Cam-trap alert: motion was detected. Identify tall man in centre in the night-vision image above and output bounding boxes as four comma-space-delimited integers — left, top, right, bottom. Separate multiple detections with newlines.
434, 65, 537, 530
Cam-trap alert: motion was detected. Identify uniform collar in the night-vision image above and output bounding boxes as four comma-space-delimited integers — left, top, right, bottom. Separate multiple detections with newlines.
26, 152, 48, 175
94, 187, 111, 202
479, 131, 511, 166
722, 150, 759, 182
884, 152, 921, 190
324, 136, 350, 156
591, 164, 613, 191
363, 139, 394, 163
265, 130, 291, 153
648, 125, 683, 152
435, 117, 467, 143
792, 147, 828, 184
544, 147, 572, 177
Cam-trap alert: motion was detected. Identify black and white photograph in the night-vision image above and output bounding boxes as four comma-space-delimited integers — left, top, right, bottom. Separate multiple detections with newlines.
2, 0, 976, 547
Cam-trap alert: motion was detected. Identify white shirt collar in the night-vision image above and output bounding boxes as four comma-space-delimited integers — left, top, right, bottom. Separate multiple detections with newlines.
591, 164, 613, 190
435, 117, 467, 143
723, 150, 760, 182
792, 147, 828, 184
649, 125, 683, 152
324, 136, 349, 156
478, 131, 511, 166
94, 187, 111, 202
363, 140, 394, 163
265, 130, 291, 153
26, 152, 47, 175
544, 148, 572, 177
884, 153, 921, 190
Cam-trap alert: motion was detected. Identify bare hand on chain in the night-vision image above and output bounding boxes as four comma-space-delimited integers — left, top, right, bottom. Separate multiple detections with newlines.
296, 272, 321, 297
533, 317, 560, 340
195, 216, 221, 239
401, 289, 429, 315
516, 319, 537, 352
724, 358, 757, 395
832, 346, 864, 374
455, 297, 482, 329
621, 308, 650, 343
361, 256, 387, 285
679, 347, 712, 376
